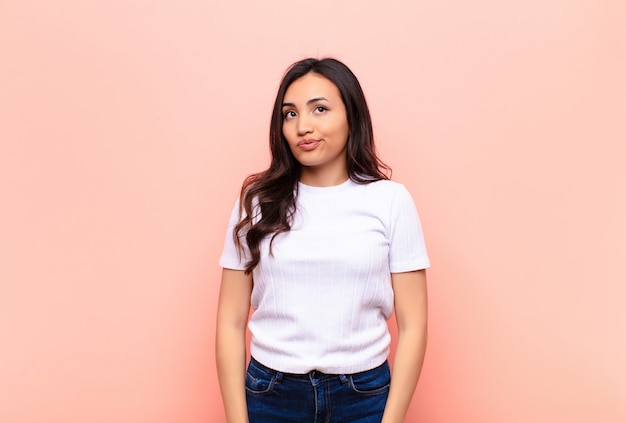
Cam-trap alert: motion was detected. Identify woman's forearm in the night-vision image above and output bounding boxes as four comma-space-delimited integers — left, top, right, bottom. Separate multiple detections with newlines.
216, 269, 253, 423
381, 326, 427, 423
383, 270, 428, 423
216, 323, 249, 423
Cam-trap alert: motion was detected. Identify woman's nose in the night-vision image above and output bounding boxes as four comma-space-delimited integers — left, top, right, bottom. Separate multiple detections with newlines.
297, 115, 313, 135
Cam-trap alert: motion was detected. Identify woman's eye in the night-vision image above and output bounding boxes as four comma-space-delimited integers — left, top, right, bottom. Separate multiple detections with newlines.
314, 106, 327, 113
284, 110, 296, 119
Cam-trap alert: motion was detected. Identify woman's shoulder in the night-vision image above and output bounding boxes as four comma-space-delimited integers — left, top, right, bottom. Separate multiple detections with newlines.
356, 178, 407, 194
344, 179, 413, 207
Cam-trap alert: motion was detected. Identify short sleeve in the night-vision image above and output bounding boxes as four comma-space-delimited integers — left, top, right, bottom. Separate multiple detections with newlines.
219, 199, 249, 271
388, 185, 430, 273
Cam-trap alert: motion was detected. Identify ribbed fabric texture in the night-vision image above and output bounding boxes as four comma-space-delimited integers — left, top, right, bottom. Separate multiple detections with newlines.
220, 179, 430, 374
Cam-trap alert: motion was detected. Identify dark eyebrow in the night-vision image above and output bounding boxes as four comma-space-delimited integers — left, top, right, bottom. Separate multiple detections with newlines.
281, 97, 329, 108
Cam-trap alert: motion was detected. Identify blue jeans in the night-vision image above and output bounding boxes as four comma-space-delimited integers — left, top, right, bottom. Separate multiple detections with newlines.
246, 357, 390, 423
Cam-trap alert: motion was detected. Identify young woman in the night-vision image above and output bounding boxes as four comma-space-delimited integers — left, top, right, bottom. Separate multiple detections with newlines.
216, 58, 430, 423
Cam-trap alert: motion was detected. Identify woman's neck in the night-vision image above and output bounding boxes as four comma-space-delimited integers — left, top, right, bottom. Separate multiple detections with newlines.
299, 167, 349, 187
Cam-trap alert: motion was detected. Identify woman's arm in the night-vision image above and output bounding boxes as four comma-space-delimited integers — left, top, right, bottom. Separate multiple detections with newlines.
216, 268, 253, 423
382, 269, 428, 423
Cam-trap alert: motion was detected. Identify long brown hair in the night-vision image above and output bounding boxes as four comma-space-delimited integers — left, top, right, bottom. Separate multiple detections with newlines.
235, 58, 390, 274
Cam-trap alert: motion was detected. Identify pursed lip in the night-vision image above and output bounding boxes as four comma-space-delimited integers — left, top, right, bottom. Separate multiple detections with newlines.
296, 138, 322, 151
297, 138, 320, 147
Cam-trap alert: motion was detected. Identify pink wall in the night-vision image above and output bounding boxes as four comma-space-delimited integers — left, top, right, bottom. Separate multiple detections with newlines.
1, 1, 625, 422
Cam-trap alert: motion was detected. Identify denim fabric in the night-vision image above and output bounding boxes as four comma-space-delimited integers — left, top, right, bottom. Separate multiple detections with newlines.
246, 357, 390, 423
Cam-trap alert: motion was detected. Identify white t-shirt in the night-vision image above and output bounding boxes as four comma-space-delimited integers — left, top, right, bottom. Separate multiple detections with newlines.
220, 178, 430, 374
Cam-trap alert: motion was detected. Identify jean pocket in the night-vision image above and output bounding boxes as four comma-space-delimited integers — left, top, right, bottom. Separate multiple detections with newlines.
348, 361, 391, 395
245, 359, 278, 395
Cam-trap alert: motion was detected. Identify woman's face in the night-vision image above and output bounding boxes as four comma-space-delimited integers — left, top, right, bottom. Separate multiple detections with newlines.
281, 72, 350, 185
